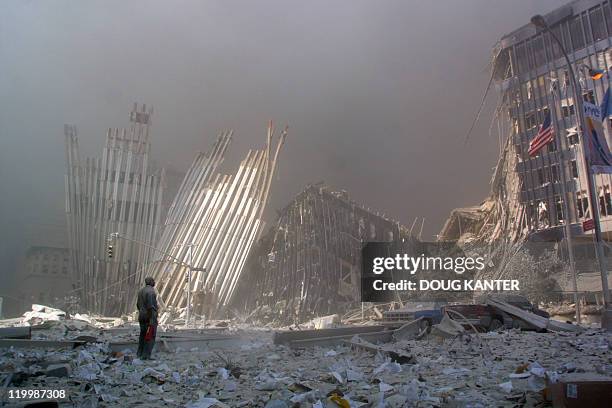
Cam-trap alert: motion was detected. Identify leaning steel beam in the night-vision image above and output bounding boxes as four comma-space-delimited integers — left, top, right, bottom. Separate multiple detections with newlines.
153, 123, 287, 318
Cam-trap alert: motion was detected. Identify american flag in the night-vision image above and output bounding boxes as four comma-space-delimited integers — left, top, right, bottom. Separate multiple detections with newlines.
528, 112, 555, 157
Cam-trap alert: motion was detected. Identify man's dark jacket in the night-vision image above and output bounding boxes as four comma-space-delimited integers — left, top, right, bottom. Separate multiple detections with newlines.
136, 285, 158, 323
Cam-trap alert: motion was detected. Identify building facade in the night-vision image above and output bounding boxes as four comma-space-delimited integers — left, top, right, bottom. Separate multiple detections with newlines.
21, 246, 72, 307
64, 103, 165, 316
494, 0, 612, 242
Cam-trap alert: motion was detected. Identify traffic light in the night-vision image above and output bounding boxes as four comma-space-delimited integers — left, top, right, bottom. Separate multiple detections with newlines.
107, 244, 114, 258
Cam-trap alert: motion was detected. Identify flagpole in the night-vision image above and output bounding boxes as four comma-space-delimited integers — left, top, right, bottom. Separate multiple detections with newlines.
549, 87, 581, 324
532, 15, 611, 329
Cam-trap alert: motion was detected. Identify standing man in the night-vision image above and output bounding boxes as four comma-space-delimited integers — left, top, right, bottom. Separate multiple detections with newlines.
136, 277, 158, 360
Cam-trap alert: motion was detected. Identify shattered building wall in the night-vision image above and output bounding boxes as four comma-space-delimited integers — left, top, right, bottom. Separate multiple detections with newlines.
64, 104, 165, 316
441, 0, 612, 247
438, 1, 612, 303
235, 185, 409, 323
150, 124, 287, 318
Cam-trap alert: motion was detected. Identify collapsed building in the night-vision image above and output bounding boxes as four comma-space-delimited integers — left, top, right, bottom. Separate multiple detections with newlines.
64, 104, 165, 316
235, 185, 412, 323
150, 124, 287, 318
65, 102, 287, 318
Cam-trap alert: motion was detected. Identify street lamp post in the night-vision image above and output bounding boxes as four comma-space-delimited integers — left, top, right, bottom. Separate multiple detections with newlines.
110, 233, 205, 327
531, 15, 612, 329
171, 242, 206, 327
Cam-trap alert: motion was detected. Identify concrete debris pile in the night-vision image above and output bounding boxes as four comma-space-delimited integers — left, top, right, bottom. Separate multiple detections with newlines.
151, 122, 287, 320
235, 184, 413, 325
0, 304, 128, 332
1, 310, 610, 407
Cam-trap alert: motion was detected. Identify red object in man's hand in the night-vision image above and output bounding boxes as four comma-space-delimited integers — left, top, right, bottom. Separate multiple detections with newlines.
144, 324, 156, 341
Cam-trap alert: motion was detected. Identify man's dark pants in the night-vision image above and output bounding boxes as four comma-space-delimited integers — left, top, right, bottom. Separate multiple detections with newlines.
137, 317, 157, 359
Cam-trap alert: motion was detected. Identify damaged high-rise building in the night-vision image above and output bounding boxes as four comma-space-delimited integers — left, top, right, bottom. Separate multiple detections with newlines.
235, 185, 411, 323
441, 0, 612, 247
64, 104, 165, 316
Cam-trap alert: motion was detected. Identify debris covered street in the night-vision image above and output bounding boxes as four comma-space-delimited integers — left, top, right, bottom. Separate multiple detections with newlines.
1, 305, 611, 407
4, 0, 612, 406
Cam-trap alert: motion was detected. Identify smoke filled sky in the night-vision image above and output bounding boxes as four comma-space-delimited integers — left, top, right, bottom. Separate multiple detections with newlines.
1, 0, 562, 288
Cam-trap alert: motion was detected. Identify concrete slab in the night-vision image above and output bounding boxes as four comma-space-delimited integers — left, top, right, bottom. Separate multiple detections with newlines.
288, 330, 392, 349
108, 336, 243, 353
273, 325, 387, 345
0, 339, 86, 350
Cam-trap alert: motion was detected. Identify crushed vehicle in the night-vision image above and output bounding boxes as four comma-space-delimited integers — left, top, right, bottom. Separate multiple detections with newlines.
444, 294, 550, 331
382, 301, 446, 331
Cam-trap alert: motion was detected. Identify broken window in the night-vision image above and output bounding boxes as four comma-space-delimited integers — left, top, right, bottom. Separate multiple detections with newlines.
493, 47, 513, 80
555, 196, 564, 223
600, 185, 612, 216
570, 16, 585, 50
571, 160, 579, 178
512, 118, 520, 135
550, 26, 563, 59
538, 201, 550, 227
537, 168, 546, 185
605, 2, 612, 34
599, 188, 607, 216
562, 100, 576, 118
563, 70, 571, 89
583, 14, 594, 44
568, 130, 579, 146
525, 111, 537, 129
533, 36, 546, 67
577, 191, 590, 218
590, 6, 606, 41
537, 76, 546, 96
577, 192, 585, 218
551, 164, 560, 182
522, 80, 533, 100
516, 43, 528, 74
583, 89, 596, 104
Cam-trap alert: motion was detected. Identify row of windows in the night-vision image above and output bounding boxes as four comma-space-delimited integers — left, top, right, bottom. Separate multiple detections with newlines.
30, 264, 69, 275
575, 187, 612, 218
519, 160, 579, 190
34, 254, 69, 263
528, 196, 566, 228
513, 89, 596, 135
513, 3, 612, 75
527, 184, 612, 230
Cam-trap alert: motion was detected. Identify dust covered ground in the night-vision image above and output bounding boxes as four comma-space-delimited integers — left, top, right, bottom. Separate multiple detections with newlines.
1, 320, 611, 407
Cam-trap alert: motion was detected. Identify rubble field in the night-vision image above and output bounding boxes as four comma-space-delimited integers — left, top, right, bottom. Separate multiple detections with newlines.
1, 313, 611, 407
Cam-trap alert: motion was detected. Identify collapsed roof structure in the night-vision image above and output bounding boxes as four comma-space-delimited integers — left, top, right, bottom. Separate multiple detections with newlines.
64, 104, 165, 316
234, 185, 412, 323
